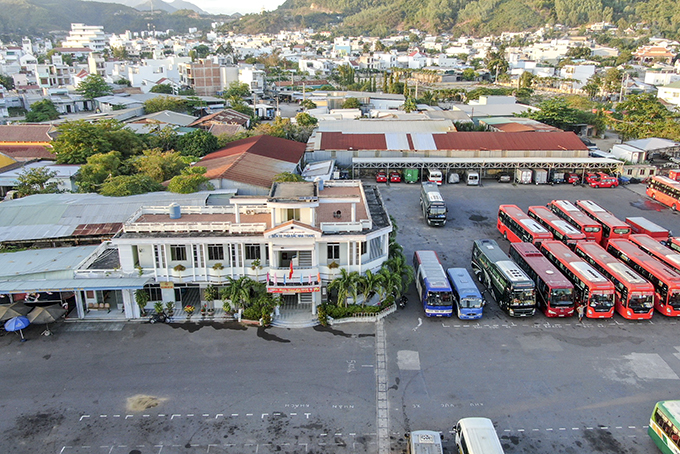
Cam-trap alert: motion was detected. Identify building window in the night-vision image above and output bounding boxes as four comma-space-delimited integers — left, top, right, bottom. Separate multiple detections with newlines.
627, 169, 633, 175
170, 245, 187, 261
286, 208, 300, 221
361, 241, 367, 255
208, 244, 224, 261
245, 244, 261, 260
640, 169, 646, 175
650, 169, 655, 175
327, 243, 340, 261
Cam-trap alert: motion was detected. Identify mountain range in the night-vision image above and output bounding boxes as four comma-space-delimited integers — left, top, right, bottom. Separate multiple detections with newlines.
83, 0, 207, 15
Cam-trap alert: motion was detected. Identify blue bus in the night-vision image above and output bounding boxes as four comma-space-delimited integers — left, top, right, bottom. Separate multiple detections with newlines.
413, 250, 454, 317
447, 268, 485, 320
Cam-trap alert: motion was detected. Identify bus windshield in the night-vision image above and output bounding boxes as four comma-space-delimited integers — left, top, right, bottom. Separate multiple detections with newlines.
429, 206, 446, 215
614, 227, 631, 235
590, 292, 614, 308
460, 297, 483, 308
670, 292, 680, 309
551, 288, 573, 306
629, 293, 654, 310
584, 226, 601, 233
511, 289, 535, 305
427, 292, 452, 306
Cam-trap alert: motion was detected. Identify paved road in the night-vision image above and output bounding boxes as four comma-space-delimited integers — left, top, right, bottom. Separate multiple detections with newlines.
1, 181, 679, 454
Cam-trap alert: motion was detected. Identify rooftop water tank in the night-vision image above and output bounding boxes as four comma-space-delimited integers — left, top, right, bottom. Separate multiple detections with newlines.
169, 203, 181, 219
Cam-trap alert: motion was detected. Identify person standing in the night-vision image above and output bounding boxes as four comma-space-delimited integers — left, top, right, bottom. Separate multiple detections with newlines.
577, 304, 585, 322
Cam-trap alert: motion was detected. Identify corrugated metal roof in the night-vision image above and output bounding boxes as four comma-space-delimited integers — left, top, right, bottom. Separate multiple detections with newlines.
202, 135, 305, 164
319, 132, 387, 150
318, 131, 587, 152
625, 137, 680, 151
0, 125, 54, 143
0, 277, 151, 293
0, 245, 98, 278
0, 192, 210, 242
317, 119, 454, 133
412, 133, 437, 151
385, 133, 410, 150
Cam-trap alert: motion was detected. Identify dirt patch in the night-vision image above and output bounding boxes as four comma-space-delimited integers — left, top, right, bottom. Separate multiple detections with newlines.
126, 394, 166, 412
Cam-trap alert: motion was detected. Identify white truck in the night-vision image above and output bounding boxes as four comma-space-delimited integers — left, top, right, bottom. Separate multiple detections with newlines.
533, 168, 548, 184
515, 168, 532, 184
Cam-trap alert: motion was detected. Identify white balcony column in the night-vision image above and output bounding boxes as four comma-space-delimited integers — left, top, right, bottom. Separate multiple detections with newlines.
201, 243, 210, 282
271, 209, 276, 227
269, 243, 275, 268
234, 204, 240, 223
75, 291, 85, 319
152, 243, 158, 280
122, 289, 135, 319
351, 202, 356, 222
163, 244, 170, 280
241, 243, 246, 276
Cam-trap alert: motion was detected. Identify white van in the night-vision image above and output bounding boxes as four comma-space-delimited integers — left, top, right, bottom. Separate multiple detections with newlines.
465, 171, 480, 186
454, 417, 505, 454
428, 168, 443, 185
406, 430, 443, 454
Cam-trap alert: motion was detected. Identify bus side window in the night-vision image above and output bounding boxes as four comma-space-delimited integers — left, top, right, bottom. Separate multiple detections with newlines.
459, 433, 470, 454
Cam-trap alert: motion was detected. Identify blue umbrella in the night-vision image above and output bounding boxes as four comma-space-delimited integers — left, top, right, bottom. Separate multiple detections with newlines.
5, 316, 30, 341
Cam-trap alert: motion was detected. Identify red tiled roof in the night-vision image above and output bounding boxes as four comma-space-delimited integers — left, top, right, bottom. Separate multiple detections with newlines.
189, 109, 250, 127
72, 223, 123, 237
0, 125, 54, 143
202, 135, 305, 163
0, 146, 55, 160
317, 131, 587, 151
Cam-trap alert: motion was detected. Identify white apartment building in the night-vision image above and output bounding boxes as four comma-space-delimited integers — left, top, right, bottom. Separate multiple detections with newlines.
63, 23, 107, 52
239, 65, 266, 95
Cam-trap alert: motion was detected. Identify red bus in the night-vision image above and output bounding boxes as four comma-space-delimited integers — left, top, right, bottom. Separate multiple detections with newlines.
628, 234, 680, 274
670, 237, 680, 254
574, 241, 655, 320
528, 205, 587, 248
647, 175, 680, 211
547, 200, 602, 244
625, 217, 670, 242
540, 240, 616, 318
575, 200, 631, 247
607, 239, 680, 317
509, 242, 574, 317
497, 205, 553, 246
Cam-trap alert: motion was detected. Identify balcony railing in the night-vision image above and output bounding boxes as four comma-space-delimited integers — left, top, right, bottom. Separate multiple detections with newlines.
124, 222, 267, 234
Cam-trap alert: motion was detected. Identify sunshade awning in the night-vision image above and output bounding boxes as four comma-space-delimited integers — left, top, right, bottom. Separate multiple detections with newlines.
0, 277, 151, 294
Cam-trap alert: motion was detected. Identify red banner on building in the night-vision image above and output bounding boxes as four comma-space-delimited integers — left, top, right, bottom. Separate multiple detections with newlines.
268, 286, 320, 293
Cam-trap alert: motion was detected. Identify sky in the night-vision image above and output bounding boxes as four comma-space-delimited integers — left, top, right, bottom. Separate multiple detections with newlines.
191, 0, 286, 15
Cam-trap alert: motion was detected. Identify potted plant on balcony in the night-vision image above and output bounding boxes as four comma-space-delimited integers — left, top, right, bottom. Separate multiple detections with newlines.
212, 262, 224, 284
173, 264, 186, 283
165, 301, 175, 317
204, 285, 218, 307
135, 289, 149, 317
154, 301, 164, 314
184, 304, 195, 318
251, 258, 262, 282
200, 304, 207, 317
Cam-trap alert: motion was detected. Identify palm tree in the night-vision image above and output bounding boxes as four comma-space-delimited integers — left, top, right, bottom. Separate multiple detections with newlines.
328, 268, 360, 307
378, 267, 403, 301
386, 255, 415, 293
388, 240, 403, 260
221, 276, 254, 310
358, 269, 383, 306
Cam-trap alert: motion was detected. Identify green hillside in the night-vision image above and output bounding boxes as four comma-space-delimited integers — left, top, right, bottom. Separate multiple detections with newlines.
227, 0, 680, 38
0, 0, 216, 36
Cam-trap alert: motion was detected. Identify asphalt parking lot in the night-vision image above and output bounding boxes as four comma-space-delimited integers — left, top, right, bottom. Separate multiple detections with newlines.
2, 180, 679, 454
379, 179, 679, 453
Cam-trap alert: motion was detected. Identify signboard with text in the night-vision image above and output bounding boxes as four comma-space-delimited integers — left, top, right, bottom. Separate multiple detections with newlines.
159, 281, 174, 289
268, 286, 320, 293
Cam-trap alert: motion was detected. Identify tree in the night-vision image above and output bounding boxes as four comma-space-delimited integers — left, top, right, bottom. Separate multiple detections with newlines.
193, 44, 210, 59
76, 74, 113, 100
25, 99, 60, 122
608, 94, 680, 141
295, 112, 318, 127
520, 97, 591, 131
167, 166, 214, 194
51, 120, 145, 164
150, 84, 174, 94
358, 269, 383, 305
76, 151, 124, 193
342, 97, 361, 109
111, 47, 129, 60
566, 46, 592, 59
220, 276, 254, 310
15, 167, 60, 197
0, 73, 14, 90
272, 172, 304, 182
133, 148, 187, 183
300, 99, 317, 109
403, 98, 417, 113
99, 174, 164, 197
485, 49, 509, 80
176, 129, 219, 158
223, 81, 251, 99
143, 96, 188, 113
328, 268, 360, 307
518, 71, 534, 89
461, 68, 477, 81
385, 254, 414, 296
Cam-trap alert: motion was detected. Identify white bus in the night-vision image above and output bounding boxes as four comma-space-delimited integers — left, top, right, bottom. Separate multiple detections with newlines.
406, 430, 443, 454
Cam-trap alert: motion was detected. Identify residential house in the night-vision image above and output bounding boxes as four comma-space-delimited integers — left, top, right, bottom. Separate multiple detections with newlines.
0, 124, 56, 162
657, 81, 680, 105
633, 45, 676, 64
188, 108, 251, 134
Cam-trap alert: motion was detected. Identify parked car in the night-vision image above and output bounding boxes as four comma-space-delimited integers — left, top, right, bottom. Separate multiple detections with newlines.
496, 172, 511, 183
389, 171, 402, 183
566, 173, 581, 185
590, 172, 619, 188
584, 173, 601, 184
375, 171, 387, 183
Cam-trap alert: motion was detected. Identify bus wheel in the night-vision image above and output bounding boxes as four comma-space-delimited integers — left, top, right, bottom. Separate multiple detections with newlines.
673, 204, 677, 212
503, 231, 507, 241
651, 193, 655, 199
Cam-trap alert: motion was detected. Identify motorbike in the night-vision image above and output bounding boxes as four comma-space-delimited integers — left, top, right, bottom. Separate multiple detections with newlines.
398, 295, 408, 309
149, 312, 168, 324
